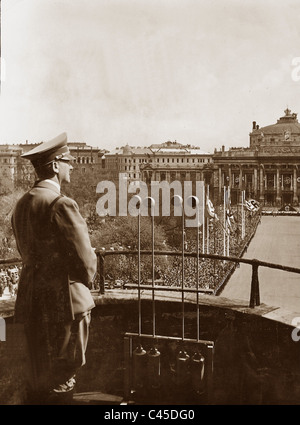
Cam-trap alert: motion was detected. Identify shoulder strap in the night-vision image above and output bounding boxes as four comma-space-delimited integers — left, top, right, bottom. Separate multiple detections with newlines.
49, 195, 63, 210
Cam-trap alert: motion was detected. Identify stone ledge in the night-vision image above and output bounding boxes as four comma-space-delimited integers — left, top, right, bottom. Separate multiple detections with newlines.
0, 289, 296, 329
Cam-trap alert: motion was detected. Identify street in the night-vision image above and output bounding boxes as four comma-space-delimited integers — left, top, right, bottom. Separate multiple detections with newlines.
221, 216, 300, 314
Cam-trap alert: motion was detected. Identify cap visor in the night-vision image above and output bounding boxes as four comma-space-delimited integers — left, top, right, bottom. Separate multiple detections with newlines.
60, 153, 75, 161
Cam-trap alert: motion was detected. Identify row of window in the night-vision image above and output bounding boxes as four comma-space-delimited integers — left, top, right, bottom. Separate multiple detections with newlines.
123, 157, 209, 164
0, 158, 15, 163
73, 157, 95, 164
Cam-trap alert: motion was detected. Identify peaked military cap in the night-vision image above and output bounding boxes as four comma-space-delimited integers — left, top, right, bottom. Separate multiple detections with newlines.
21, 132, 75, 168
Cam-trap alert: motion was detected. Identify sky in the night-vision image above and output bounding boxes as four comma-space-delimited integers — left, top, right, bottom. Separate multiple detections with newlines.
1, 0, 300, 153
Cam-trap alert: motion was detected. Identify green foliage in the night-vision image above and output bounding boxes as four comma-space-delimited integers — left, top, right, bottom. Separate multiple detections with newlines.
0, 190, 25, 259
90, 215, 170, 284
62, 166, 99, 209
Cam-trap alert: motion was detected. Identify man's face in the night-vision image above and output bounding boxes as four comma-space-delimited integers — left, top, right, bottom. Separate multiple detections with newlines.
57, 160, 73, 184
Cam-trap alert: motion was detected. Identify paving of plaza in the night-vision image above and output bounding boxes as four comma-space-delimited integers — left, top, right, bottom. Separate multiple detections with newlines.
221, 215, 300, 315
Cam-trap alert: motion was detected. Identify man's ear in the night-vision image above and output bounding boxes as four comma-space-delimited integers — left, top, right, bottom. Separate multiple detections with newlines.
52, 161, 59, 174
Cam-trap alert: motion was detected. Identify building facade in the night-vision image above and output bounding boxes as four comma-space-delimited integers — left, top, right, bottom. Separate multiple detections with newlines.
103, 141, 213, 184
0, 141, 105, 192
213, 109, 300, 207
2, 109, 300, 208
68, 142, 105, 173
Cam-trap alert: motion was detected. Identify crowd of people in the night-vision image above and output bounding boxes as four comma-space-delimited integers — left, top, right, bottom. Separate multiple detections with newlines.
0, 264, 20, 298
159, 206, 261, 292
0, 207, 261, 297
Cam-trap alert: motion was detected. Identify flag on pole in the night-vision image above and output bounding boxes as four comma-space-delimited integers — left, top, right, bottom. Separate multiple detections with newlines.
224, 187, 234, 233
226, 208, 234, 231
244, 199, 259, 212
206, 196, 219, 221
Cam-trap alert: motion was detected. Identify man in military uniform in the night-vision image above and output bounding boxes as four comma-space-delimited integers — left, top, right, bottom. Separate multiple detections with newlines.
11, 132, 97, 404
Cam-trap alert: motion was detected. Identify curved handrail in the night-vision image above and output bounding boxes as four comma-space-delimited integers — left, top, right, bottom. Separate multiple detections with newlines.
95, 249, 300, 308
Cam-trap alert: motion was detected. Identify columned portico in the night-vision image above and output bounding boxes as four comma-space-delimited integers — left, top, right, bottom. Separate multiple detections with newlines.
254, 167, 258, 198
259, 166, 264, 203
293, 166, 299, 205
212, 109, 300, 208
276, 166, 281, 206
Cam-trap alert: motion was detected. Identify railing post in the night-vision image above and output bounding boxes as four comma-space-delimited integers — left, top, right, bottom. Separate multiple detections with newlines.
249, 261, 260, 308
123, 335, 132, 401
98, 253, 105, 295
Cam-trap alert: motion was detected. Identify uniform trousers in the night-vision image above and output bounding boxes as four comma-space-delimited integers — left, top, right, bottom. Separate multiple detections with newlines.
24, 311, 91, 403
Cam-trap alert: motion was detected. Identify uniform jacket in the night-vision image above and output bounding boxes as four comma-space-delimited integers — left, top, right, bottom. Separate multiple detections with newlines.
11, 180, 97, 324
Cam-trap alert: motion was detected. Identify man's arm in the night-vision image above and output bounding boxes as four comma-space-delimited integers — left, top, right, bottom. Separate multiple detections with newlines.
52, 197, 97, 287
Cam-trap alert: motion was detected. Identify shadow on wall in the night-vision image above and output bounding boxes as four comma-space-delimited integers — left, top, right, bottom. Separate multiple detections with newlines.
1, 302, 300, 405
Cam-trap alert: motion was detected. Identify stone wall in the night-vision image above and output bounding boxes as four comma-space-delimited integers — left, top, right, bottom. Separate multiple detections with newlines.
1, 293, 300, 405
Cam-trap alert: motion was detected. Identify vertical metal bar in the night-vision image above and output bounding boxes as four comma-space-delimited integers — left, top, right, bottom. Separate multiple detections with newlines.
152, 209, 155, 337
249, 262, 259, 308
241, 190, 243, 239
205, 344, 214, 404
206, 185, 209, 254
202, 186, 205, 255
227, 186, 230, 257
138, 211, 141, 336
255, 267, 261, 307
181, 206, 185, 341
124, 336, 132, 401
99, 253, 105, 295
223, 186, 226, 259
196, 200, 200, 342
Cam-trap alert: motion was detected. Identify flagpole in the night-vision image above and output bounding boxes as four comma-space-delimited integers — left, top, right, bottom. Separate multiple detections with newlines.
202, 184, 205, 255
223, 186, 226, 259
242, 190, 245, 239
227, 186, 230, 257
207, 185, 209, 254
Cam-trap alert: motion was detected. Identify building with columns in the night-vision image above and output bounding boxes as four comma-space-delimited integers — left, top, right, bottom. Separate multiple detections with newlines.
140, 141, 213, 185
213, 109, 300, 207
103, 141, 213, 183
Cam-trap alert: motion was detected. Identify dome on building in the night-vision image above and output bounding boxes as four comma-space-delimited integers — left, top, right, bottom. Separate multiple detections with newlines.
252, 108, 300, 135
123, 144, 132, 154
250, 108, 300, 147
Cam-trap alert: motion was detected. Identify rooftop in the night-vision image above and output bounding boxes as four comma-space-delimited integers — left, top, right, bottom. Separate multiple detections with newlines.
252, 108, 300, 136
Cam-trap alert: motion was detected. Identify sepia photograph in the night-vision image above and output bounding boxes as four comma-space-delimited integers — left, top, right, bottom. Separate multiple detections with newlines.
1, 0, 300, 410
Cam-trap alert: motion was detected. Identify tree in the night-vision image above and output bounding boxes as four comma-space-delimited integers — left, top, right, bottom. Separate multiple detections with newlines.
0, 190, 26, 259
90, 215, 170, 284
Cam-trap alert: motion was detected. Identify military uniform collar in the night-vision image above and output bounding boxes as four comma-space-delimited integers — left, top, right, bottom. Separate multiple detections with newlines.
34, 179, 61, 194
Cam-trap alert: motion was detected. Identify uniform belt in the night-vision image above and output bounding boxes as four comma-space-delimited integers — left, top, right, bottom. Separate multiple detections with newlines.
23, 263, 41, 269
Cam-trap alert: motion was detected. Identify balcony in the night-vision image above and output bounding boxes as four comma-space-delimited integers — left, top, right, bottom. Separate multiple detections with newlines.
1, 211, 300, 405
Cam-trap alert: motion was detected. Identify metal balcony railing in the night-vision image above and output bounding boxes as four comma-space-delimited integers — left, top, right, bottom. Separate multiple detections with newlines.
2, 245, 300, 310
95, 249, 300, 309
